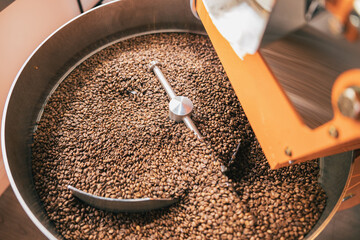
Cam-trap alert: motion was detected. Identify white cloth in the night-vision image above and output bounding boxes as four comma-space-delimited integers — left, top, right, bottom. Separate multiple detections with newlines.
203, 0, 274, 59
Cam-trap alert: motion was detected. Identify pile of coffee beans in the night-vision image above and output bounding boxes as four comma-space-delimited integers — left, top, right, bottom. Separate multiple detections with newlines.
32, 33, 326, 239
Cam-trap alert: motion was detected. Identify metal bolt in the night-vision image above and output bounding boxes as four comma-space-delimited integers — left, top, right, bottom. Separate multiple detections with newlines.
337, 86, 360, 120
342, 193, 354, 202
328, 125, 339, 138
285, 147, 292, 157
349, 12, 360, 29
350, 0, 360, 29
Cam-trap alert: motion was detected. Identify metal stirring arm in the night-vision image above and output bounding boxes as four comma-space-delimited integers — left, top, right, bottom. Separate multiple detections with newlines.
149, 61, 202, 140
67, 61, 201, 212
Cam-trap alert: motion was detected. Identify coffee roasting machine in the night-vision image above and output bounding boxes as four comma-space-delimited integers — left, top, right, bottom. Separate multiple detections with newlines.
193, 0, 360, 238
2, 0, 360, 239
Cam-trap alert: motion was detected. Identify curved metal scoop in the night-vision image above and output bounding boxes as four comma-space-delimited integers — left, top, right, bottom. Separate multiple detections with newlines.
68, 61, 202, 212
67, 186, 179, 212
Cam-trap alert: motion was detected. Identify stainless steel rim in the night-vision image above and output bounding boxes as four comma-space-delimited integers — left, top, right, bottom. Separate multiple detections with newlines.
1, 0, 355, 239
1, 0, 204, 239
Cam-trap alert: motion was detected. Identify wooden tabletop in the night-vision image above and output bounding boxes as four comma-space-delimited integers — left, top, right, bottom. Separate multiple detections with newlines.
0, 157, 9, 196
0, 187, 45, 240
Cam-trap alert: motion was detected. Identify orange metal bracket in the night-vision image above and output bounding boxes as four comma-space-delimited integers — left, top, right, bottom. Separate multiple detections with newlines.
326, 0, 358, 41
326, 0, 354, 23
197, 0, 360, 169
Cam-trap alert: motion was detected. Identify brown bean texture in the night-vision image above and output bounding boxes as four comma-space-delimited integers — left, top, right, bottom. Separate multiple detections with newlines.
32, 33, 326, 239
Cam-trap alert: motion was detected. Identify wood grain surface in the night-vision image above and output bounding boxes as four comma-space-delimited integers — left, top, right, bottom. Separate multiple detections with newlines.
0, 187, 45, 240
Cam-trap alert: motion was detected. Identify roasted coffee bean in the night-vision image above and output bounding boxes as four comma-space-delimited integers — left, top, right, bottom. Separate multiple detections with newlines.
32, 33, 326, 239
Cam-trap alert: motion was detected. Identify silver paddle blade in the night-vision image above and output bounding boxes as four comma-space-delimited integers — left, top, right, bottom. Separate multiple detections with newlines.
68, 185, 179, 212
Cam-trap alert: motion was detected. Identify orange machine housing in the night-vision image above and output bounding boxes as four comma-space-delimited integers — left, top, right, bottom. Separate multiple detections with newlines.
196, 0, 360, 169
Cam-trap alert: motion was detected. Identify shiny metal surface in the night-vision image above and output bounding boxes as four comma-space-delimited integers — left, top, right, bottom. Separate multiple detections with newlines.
337, 86, 360, 120
68, 186, 179, 213
261, 0, 307, 47
0, 0, 358, 239
66, 59, 204, 212
183, 116, 202, 139
150, 61, 202, 139
261, 25, 360, 129
149, 61, 177, 99
306, 151, 353, 239
349, 0, 360, 31
67, 61, 200, 212
261, 3, 360, 129
1, 0, 204, 239
169, 97, 194, 121
305, 0, 325, 21
190, 0, 200, 19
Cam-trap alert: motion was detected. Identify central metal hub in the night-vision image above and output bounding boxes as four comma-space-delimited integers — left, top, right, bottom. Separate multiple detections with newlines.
149, 60, 202, 139
169, 96, 193, 122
